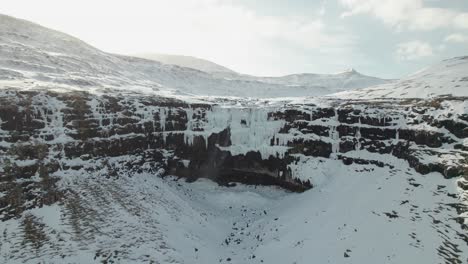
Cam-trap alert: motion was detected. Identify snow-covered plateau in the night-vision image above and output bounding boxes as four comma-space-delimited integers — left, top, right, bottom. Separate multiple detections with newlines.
0, 14, 468, 264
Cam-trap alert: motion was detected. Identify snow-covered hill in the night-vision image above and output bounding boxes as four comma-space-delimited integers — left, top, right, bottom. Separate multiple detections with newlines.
134, 53, 237, 74
333, 56, 468, 99
135, 52, 393, 95
258, 68, 392, 92
1, 165, 466, 263
232, 68, 392, 95
0, 14, 390, 98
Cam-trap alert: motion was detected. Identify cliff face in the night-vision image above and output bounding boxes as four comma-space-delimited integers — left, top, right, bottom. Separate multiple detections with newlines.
1, 89, 466, 221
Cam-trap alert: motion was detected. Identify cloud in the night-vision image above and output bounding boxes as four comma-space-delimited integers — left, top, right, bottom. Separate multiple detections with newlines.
396, 41, 433, 61
444, 33, 468, 44
340, 0, 468, 31
319, 0, 327, 16
2, 0, 356, 76
454, 13, 468, 29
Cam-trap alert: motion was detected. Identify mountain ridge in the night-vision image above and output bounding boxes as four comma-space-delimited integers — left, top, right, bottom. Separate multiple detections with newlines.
133, 53, 237, 74
333, 55, 468, 99
0, 13, 391, 98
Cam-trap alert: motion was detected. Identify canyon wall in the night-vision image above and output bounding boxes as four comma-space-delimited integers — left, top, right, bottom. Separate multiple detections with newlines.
0, 89, 467, 220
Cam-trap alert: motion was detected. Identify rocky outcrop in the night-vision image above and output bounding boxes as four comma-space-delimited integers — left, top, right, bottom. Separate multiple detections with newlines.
0, 89, 467, 220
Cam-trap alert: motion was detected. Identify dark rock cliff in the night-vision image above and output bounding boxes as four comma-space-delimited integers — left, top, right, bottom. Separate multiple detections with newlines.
0, 89, 467, 220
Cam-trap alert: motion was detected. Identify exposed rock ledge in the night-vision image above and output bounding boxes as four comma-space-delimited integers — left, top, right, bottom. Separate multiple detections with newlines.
0, 89, 467, 220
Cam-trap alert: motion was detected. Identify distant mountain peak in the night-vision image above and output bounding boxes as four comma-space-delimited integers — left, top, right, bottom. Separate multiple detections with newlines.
336, 68, 358, 75
333, 55, 468, 99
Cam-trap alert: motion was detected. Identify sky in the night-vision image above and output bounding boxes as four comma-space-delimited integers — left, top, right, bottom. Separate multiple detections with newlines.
2, 0, 468, 78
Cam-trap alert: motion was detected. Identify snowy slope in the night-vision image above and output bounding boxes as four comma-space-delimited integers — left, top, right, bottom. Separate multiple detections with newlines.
134, 53, 237, 74
334, 56, 468, 99
0, 14, 389, 98
1, 158, 466, 264
258, 68, 392, 92
134, 52, 393, 94
195, 67, 393, 97
208, 68, 393, 95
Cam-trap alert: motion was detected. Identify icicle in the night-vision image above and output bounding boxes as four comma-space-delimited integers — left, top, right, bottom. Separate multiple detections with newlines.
204, 133, 209, 150
355, 117, 362, 150
159, 108, 166, 131
184, 132, 194, 146
184, 107, 194, 146
200, 106, 288, 160
330, 108, 340, 156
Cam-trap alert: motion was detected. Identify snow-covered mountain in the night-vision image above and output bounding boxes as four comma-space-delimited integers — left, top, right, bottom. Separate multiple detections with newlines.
135, 53, 393, 95
0, 14, 390, 98
1, 13, 468, 264
334, 56, 468, 99
134, 53, 237, 74
242, 68, 391, 94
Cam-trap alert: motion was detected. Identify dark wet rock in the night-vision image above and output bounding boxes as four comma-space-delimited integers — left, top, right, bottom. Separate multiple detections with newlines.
360, 127, 396, 140
287, 139, 332, 158
384, 211, 399, 219
339, 140, 357, 153
432, 119, 468, 139
339, 156, 388, 168
457, 180, 468, 190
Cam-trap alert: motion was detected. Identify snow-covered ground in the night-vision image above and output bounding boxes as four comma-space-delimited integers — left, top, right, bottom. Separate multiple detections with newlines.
1, 154, 466, 264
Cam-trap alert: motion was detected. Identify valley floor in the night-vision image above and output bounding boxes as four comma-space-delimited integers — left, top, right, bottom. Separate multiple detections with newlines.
1, 155, 467, 264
